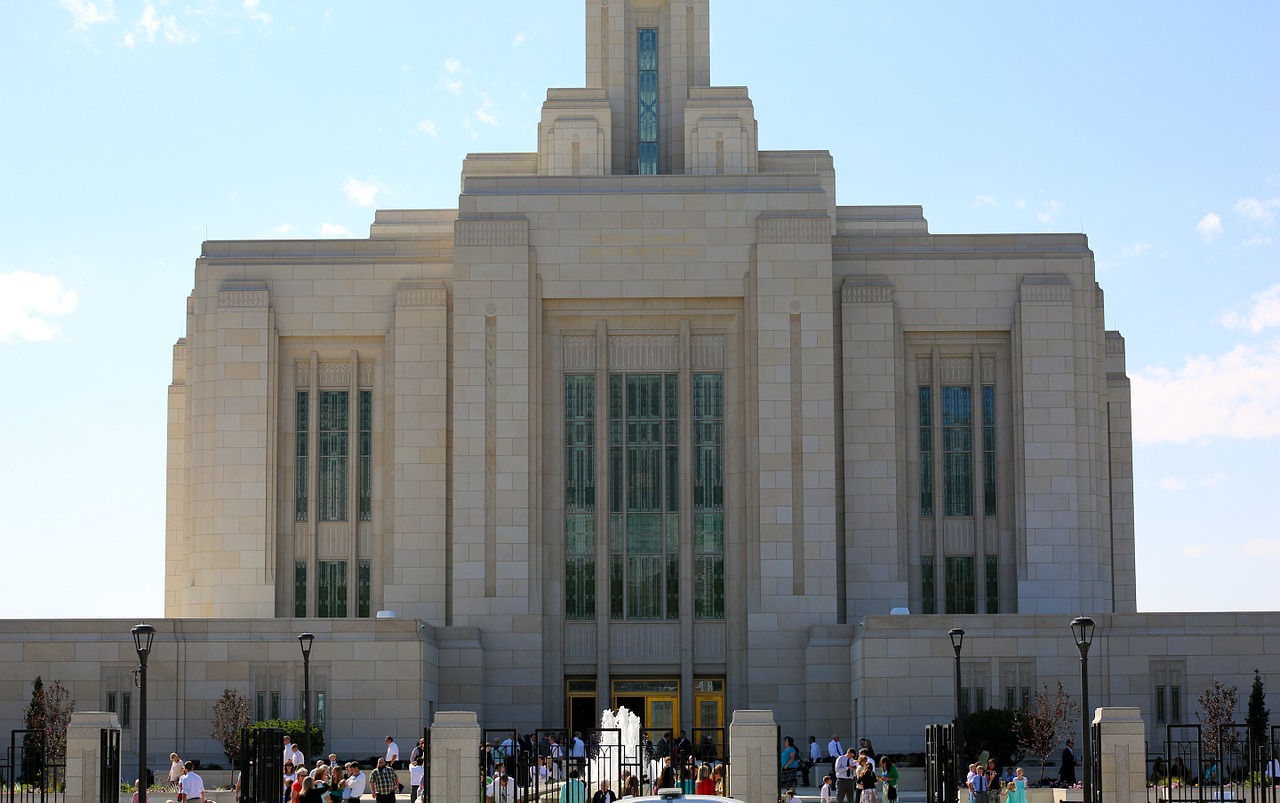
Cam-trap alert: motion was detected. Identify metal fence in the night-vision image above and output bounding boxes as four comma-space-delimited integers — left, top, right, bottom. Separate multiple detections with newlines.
1154, 723, 1279, 803
238, 727, 284, 803
3, 729, 65, 803
99, 729, 120, 803
924, 723, 956, 803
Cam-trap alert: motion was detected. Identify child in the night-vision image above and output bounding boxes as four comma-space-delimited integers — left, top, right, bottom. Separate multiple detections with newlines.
820, 775, 834, 803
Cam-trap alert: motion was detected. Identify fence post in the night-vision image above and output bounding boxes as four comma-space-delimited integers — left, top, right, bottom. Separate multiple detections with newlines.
1094, 707, 1146, 803
430, 712, 482, 803
728, 710, 778, 803
65, 711, 120, 803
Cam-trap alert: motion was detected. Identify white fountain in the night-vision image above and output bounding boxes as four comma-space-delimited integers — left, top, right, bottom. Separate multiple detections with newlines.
592, 706, 645, 789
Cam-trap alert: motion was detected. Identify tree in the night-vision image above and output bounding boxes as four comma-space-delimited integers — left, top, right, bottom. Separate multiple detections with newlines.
1017, 682, 1081, 784
211, 689, 253, 766
1246, 669, 1269, 763
21, 676, 75, 787
1197, 678, 1239, 759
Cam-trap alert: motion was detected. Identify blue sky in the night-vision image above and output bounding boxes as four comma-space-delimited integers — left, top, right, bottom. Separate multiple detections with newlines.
1, 1, 1277, 618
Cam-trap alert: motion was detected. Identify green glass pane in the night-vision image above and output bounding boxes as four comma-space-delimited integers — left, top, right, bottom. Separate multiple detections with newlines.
627, 445, 662, 510
664, 374, 679, 420
359, 389, 371, 431
566, 375, 594, 418
626, 513, 663, 552
627, 554, 662, 619
666, 514, 680, 551
666, 554, 680, 620
609, 514, 624, 553
358, 559, 371, 618
694, 555, 724, 620
693, 512, 723, 552
985, 555, 999, 614
610, 555, 624, 620
665, 446, 679, 513
609, 447, 623, 512
637, 28, 657, 70
941, 386, 971, 427
565, 514, 595, 554
294, 561, 307, 617
921, 556, 935, 615
566, 557, 595, 621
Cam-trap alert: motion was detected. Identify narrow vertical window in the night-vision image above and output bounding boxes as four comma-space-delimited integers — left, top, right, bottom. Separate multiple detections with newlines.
1170, 686, 1181, 723
107, 692, 117, 716
610, 374, 679, 619
318, 391, 349, 522
316, 692, 326, 732
121, 692, 132, 729
985, 554, 999, 614
982, 385, 996, 516
318, 560, 348, 618
294, 561, 307, 617
945, 556, 975, 614
693, 374, 724, 620
920, 555, 935, 614
942, 386, 973, 516
270, 691, 280, 720
959, 688, 970, 718
255, 692, 265, 722
357, 559, 371, 618
1155, 685, 1167, 724
296, 391, 309, 521
564, 375, 596, 621
918, 387, 933, 517
358, 390, 372, 522
637, 28, 659, 174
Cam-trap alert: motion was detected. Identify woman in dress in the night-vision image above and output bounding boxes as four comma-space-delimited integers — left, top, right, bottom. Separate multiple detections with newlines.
695, 764, 714, 795
878, 756, 898, 802
169, 754, 184, 792
1006, 768, 1027, 803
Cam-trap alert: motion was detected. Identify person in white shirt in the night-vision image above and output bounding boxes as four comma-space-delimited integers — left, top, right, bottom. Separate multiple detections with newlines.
180, 762, 206, 803
820, 775, 834, 803
806, 736, 822, 786
828, 735, 845, 761
288, 744, 306, 772
486, 774, 520, 803
283, 736, 294, 768
384, 737, 399, 768
344, 764, 367, 801
408, 759, 424, 803
834, 748, 857, 803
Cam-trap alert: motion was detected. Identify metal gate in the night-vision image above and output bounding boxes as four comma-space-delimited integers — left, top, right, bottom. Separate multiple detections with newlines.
1088, 719, 1102, 803
4, 729, 65, 803
925, 723, 956, 803
239, 727, 284, 803
99, 729, 121, 803
1158, 723, 1275, 803
481, 728, 629, 802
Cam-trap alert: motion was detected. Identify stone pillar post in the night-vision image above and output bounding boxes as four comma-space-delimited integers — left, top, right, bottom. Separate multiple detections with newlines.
1095, 707, 1146, 803
431, 711, 482, 803
729, 710, 778, 803
66, 711, 121, 803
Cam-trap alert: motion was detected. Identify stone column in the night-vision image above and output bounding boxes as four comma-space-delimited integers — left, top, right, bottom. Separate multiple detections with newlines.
1095, 707, 1146, 803
729, 710, 778, 803
66, 711, 120, 803
431, 711, 482, 803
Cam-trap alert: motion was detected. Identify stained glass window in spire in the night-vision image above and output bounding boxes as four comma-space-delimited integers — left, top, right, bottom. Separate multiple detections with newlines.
637, 28, 658, 174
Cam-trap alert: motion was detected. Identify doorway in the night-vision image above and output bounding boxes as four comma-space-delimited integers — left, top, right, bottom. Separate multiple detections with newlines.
611, 679, 680, 736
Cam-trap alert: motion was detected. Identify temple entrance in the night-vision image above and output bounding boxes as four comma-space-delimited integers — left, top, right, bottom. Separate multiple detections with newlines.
611, 679, 679, 736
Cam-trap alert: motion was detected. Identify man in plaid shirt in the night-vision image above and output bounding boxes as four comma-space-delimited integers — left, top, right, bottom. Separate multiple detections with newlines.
369, 758, 398, 803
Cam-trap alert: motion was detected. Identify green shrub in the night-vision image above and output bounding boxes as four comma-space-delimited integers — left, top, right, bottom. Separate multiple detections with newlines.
245, 719, 325, 759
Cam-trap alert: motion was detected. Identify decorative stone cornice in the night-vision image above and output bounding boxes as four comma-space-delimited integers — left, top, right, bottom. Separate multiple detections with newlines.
562, 335, 597, 372
218, 280, 269, 309
691, 334, 725, 371
841, 277, 894, 305
1019, 275, 1072, 304
608, 334, 680, 372
396, 280, 448, 309
757, 214, 831, 244
455, 217, 529, 247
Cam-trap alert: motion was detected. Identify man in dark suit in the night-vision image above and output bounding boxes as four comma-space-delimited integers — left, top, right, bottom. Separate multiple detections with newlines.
1059, 739, 1077, 786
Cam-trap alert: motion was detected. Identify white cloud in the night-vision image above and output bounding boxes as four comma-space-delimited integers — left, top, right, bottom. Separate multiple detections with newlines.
244, 0, 271, 26
1234, 197, 1280, 226
0, 271, 80, 344
1014, 199, 1027, 210
1197, 471, 1229, 488
319, 223, 351, 237
342, 176, 385, 207
1243, 537, 1280, 560
1157, 476, 1186, 491
1121, 242, 1151, 258
1130, 340, 1280, 444
513, 32, 528, 46
271, 223, 297, 237
417, 119, 439, 137
1221, 283, 1280, 334
1241, 235, 1272, 248
1195, 212, 1223, 241
60, 0, 115, 29
1036, 200, 1061, 223
131, 3, 198, 46
442, 58, 462, 74
474, 94, 498, 126
442, 78, 463, 95
1182, 544, 1212, 558
973, 194, 997, 207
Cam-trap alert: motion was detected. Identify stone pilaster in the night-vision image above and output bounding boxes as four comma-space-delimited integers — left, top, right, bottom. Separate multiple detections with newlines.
1095, 707, 1146, 803
430, 711, 482, 803
66, 711, 120, 803
728, 710, 779, 803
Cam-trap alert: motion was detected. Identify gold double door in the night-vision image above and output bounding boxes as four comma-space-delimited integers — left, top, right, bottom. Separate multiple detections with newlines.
567, 678, 724, 737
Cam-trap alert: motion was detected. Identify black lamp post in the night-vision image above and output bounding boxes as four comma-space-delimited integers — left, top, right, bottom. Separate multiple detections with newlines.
131, 624, 156, 803
949, 627, 965, 789
1071, 617, 1096, 803
298, 633, 315, 761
